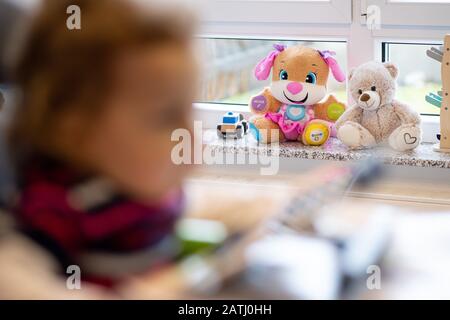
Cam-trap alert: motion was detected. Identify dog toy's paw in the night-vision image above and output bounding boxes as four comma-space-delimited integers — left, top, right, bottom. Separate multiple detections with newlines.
388, 125, 421, 151
337, 122, 376, 149
249, 122, 261, 142
249, 122, 282, 144
302, 121, 330, 146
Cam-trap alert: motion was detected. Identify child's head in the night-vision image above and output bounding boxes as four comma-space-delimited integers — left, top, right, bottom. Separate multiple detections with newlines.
10, 0, 197, 200
0, 90, 4, 110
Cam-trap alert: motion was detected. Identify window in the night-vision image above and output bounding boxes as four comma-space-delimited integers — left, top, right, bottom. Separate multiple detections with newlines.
203, 0, 352, 24
196, 1, 445, 143
382, 42, 442, 116
197, 38, 347, 106
364, 0, 450, 27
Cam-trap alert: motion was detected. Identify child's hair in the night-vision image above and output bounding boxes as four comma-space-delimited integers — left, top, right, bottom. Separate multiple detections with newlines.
9, 0, 193, 166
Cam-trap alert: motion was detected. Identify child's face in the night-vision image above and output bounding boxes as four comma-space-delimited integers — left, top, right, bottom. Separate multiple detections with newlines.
73, 44, 196, 200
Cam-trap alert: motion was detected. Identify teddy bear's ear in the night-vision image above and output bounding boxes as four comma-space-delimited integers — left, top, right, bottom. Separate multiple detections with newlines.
348, 68, 356, 81
383, 62, 399, 79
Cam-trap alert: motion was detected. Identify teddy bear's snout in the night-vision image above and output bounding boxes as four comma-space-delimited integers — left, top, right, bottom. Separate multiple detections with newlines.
358, 91, 380, 110
360, 93, 371, 102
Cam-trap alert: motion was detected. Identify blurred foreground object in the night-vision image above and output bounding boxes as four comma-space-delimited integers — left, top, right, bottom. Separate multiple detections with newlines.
0, 160, 390, 299
0, 0, 39, 82
176, 218, 228, 256
0, 90, 4, 110
0, 213, 115, 299
131, 160, 390, 299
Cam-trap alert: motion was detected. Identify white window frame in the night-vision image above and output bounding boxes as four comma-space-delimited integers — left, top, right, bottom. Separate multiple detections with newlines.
362, 0, 450, 28
196, 0, 450, 144
202, 0, 352, 24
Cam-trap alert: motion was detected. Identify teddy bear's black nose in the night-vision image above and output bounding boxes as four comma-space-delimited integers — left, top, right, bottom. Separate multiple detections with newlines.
360, 93, 371, 102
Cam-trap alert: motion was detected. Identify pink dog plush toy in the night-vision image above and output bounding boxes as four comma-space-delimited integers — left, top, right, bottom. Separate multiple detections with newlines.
249, 44, 347, 145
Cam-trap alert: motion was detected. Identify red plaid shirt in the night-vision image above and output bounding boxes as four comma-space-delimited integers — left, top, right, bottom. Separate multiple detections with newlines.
13, 157, 183, 286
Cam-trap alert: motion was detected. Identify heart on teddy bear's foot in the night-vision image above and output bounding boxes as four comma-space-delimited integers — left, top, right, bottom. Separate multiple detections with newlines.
404, 133, 418, 145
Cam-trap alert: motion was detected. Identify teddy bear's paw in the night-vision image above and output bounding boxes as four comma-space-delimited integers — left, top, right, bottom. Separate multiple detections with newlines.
337, 124, 361, 148
337, 123, 376, 149
388, 125, 421, 151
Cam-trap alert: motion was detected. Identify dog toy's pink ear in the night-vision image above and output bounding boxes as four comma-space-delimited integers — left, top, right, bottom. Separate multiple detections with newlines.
254, 44, 286, 81
318, 50, 346, 83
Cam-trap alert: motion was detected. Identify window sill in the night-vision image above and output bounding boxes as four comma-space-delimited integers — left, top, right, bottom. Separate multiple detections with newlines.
203, 130, 450, 169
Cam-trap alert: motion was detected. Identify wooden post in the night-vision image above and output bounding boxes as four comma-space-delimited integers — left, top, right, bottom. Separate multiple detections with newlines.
438, 35, 450, 152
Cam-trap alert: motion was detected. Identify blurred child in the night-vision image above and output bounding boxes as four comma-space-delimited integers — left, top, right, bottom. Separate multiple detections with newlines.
0, 90, 4, 110
5, 0, 197, 294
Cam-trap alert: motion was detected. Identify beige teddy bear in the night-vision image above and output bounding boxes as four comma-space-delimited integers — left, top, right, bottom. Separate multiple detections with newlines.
336, 61, 421, 151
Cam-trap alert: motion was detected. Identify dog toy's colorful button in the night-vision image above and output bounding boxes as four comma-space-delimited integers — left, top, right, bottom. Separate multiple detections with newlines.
327, 102, 345, 121
251, 95, 267, 112
286, 105, 306, 121
304, 123, 330, 146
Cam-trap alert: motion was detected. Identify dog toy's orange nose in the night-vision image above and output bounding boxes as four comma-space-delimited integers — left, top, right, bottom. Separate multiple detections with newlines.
287, 82, 303, 95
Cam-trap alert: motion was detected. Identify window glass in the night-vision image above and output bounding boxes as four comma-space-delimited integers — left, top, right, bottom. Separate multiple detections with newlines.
383, 42, 442, 116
